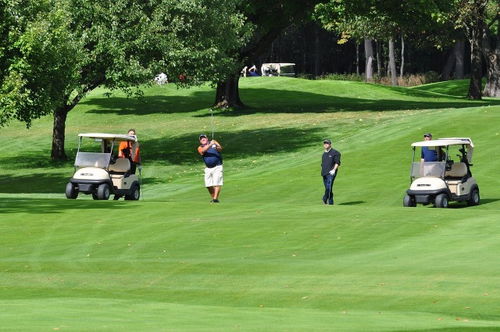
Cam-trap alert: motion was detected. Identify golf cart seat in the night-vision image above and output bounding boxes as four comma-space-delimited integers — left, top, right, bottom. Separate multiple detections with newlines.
109, 158, 131, 174
445, 162, 467, 183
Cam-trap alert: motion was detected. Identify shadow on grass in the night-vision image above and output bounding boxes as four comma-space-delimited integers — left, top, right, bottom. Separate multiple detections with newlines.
0, 173, 68, 194
447, 197, 500, 209
0, 153, 74, 170
0, 171, 164, 194
140, 126, 325, 165
215, 88, 500, 116
338, 201, 366, 206
0, 127, 324, 193
480, 198, 500, 205
80, 87, 500, 117
82, 93, 214, 115
0, 198, 135, 214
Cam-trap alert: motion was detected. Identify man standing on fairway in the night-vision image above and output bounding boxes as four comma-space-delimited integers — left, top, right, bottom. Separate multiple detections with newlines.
197, 134, 223, 203
321, 139, 341, 205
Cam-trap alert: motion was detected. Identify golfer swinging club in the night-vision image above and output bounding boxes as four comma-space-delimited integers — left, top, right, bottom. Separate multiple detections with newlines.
321, 139, 341, 205
197, 134, 223, 203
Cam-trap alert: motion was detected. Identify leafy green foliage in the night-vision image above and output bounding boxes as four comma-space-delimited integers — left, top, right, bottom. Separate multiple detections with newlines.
314, 0, 455, 43
0, 0, 250, 127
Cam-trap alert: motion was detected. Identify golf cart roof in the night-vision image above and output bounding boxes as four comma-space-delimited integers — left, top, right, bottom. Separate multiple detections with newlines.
411, 138, 473, 148
78, 133, 137, 142
261, 62, 295, 67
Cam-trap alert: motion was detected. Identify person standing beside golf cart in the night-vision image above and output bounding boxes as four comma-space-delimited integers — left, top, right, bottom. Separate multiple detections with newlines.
198, 134, 223, 203
118, 129, 141, 174
321, 139, 341, 205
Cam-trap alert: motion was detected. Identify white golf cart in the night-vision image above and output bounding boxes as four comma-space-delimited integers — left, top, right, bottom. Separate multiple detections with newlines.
65, 133, 141, 200
403, 137, 480, 208
261, 63, 296, 77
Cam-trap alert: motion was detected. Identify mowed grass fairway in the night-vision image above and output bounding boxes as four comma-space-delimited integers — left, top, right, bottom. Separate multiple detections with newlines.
1, 77, 500, 331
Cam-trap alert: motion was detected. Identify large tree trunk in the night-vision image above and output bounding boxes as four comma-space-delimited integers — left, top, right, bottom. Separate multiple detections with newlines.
51, 106, 70, 160
355, 42, 360, 75
441, 40, 465, 80
482, 21, 500, 97
214, 75, 244, 108
442, 47, 456, 80
364, 38, 374, 82
50, 85, 98, 160
400, 35, 405, 78
465, 0, 486, 100
455, 40, 465, 79
442, 40, 465, 80
376, 40, 383, 77
468, 32, 483, 99
314, 26, 321, 77
388, 38, 398, 86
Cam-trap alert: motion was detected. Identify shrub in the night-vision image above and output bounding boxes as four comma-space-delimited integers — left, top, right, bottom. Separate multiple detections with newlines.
301, 71, 442, 87
318, 73, 364, 81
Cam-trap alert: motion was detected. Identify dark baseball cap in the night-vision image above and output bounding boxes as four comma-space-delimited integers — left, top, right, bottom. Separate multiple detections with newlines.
423, 133, 432, 138
199, 134, 208, 139
323, 139, 332, 144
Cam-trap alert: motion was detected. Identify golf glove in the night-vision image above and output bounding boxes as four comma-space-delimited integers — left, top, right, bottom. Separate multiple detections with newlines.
329, 169, 336, 176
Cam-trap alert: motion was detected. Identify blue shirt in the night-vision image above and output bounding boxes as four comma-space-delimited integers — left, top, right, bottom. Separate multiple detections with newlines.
421, 147, 438, 161
201, 144, 223, 168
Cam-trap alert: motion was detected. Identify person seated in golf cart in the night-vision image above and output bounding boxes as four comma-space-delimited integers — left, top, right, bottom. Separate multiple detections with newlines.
420, 133, 444, 162
118, 129, 141, 174
420, 133, 445, 176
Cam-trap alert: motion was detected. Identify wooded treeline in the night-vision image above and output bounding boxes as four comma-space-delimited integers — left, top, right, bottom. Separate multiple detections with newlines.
256, 22, 469, 80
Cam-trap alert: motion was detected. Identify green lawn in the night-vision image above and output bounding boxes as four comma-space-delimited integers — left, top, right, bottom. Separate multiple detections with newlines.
1, 77, 500, 331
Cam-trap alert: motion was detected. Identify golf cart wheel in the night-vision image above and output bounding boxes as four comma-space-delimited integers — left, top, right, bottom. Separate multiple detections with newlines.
97, 183, 110, 200
65, 182, 78, 199
435, 194, 449, 208
125, 183, 140, 201
467, 187, 480, 206
403, 194, 416, 207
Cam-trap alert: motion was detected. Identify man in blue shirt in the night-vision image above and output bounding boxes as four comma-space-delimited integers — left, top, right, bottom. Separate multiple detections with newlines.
198, 134, 223, 203
421, 133, 438, 161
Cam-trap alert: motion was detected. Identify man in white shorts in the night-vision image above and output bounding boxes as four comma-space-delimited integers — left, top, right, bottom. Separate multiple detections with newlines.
197, 134, 223, 203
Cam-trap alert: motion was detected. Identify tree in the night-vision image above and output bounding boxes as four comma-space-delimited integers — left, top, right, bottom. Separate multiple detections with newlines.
315, 0, 455, 85
448, 0, 499, 98
455, 0, 488, 99
442, 40, 466, 80
315, 1, 390, 82
213, 0, 325, 108
388, 38, 397, 85
1, 0, 249, 160
364, 38, 374, 81
481, 1, 500, 97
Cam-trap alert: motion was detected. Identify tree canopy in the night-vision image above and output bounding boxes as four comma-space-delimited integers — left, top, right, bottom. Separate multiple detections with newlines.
0, 0, 250, 159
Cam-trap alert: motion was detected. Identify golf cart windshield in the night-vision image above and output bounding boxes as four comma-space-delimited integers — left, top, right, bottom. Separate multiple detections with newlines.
410, 161, 446, 178
74, 133, 136, 169
75, 152, 111, 168
409, 137, 474, 179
